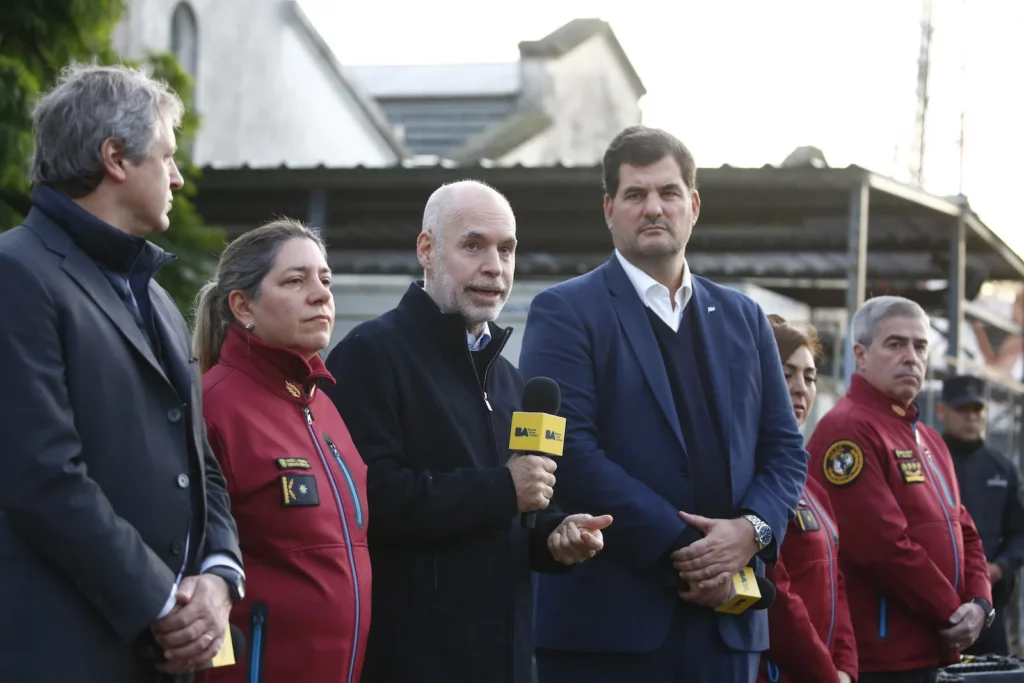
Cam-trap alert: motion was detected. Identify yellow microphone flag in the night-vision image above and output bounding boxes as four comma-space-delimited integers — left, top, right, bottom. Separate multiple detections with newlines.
508, 412, 566, 456
714, 567, 762, 614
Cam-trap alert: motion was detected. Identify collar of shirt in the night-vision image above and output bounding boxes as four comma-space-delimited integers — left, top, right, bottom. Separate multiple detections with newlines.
614, 249, 693, 321
468, 325, 492, 351
419, 281, 492, 351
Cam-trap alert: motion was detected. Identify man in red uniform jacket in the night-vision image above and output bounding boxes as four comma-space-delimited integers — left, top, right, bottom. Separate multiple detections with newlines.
808, 296, 993, 683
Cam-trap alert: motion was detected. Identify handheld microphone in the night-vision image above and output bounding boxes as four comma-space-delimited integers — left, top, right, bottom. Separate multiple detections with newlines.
508, 377, 565, 529
679, 568, 777, 614
199, 623, 247, 669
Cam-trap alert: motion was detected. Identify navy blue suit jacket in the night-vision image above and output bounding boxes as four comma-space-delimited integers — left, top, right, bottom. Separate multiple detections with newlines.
518, 255, 808, 654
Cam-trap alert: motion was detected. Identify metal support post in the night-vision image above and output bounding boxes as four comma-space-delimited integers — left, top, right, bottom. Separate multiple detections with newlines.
843, 182, 870, 384
947, 212, 967, 371
307, 188, 327, 233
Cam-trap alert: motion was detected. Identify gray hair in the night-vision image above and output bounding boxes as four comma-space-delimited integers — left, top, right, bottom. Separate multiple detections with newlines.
192, 218, 327, 372
851, 296, 929, 346
30, 63, 185, 197
420, 179, 512, 251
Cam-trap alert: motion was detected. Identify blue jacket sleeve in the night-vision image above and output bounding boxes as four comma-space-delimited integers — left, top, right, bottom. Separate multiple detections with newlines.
738, 307, 809, 561
519, 287, 693, 572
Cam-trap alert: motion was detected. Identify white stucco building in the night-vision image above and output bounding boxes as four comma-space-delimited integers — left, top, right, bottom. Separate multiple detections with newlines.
351, 18, 646, 166
112, 0, 405, 168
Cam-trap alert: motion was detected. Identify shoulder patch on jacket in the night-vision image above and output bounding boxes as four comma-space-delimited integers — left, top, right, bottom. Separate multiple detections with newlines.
823, 440, 864, 487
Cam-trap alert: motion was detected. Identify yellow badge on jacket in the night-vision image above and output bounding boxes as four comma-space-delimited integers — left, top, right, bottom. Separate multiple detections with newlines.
823, 440, 865, 487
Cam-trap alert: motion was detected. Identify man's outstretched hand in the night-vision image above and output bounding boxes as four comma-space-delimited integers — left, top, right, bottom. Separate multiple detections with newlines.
548, 514, 613, 565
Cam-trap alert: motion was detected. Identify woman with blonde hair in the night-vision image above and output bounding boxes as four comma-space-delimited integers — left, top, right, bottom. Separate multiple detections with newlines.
193, 218, 370, 683
758, 315, 857, 683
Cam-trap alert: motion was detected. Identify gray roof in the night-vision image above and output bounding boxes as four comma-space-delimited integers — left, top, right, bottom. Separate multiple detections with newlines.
194, 161, 1024, 291
350, 63, 520, 99
285, 2, 406, 159
345, 18, 644, 159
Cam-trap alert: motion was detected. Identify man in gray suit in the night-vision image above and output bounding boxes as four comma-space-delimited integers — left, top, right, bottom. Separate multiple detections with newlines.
0, 64, 243, 681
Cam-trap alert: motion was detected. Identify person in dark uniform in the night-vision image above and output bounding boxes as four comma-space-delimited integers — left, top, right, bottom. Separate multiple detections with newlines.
939, 374, 1024, 656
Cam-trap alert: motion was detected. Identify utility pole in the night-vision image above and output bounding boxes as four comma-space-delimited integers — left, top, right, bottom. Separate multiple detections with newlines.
957, 0, 969, 195
910, 0, 934, 187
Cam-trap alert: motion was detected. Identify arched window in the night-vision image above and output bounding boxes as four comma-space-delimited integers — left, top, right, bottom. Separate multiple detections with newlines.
170, 2, 199, 80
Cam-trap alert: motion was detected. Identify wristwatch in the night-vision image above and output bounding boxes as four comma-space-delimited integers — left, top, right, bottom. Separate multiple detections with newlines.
742, 513, 773, 552
204, 566, 246, 605
972, 598, 996, 629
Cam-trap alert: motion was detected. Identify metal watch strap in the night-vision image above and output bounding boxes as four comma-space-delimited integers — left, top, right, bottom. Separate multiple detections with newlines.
743, 513, 771, 551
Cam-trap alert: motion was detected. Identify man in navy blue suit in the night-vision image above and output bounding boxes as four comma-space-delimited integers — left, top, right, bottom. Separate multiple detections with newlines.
519, 126, 809, 682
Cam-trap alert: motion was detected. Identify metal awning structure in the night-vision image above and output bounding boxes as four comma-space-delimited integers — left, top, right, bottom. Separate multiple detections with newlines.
194, 161, 1024, 362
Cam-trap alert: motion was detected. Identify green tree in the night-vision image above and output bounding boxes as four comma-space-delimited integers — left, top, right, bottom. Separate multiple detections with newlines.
0, 0, 123, 229
0, 1, 225, 312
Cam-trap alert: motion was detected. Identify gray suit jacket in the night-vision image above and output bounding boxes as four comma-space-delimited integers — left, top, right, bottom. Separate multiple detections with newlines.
0, 206, 241, 682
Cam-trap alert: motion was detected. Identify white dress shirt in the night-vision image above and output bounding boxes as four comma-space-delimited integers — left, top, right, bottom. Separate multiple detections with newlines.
614, 250, 693, 332
468, 325, 492, 351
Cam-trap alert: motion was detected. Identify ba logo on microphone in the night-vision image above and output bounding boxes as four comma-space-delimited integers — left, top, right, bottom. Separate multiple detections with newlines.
515, 427, 538, 437
544, 429, 563, 442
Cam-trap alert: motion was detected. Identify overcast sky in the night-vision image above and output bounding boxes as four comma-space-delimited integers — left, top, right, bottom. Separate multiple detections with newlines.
301, 0, 1023, 257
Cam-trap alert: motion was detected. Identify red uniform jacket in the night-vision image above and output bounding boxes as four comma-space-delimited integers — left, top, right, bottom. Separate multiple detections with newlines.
807, 374, 990, 674
758, 477, 857, 683
196, 326, 371, 683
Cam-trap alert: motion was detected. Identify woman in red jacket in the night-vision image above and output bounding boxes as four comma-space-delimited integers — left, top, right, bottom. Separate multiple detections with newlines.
192, 218, 369, 683
758, 316, 857, 683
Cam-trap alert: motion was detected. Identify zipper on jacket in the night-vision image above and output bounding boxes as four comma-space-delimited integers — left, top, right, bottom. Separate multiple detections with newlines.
465, 330, 518, 676
465, 329, 511, 463
303, 405, 361, 683
323, 434, 365, 529
911, 423, 961, 590
805, 494, 837, 648
878, 596, 888, 639
248, 601, 268, 683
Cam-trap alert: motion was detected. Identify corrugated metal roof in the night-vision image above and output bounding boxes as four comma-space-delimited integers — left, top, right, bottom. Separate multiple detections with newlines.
349, 63, 521, 98
193, 161, 1024, 281
375, 96, 518, 157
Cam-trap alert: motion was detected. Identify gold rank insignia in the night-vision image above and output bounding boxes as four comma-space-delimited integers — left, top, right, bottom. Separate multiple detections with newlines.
898, 460, 926, 484
894, 449, 915, 460
280, 474, 320, 506
823, 440, 865, 487
891, 405, 906, 417
285, 381, 302, 398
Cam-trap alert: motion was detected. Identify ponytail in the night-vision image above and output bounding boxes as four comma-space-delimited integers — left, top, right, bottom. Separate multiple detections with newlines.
192, 280, 227, 373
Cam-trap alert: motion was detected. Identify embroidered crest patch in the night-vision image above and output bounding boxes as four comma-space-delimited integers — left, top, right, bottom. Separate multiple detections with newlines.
823, 440, 865, 487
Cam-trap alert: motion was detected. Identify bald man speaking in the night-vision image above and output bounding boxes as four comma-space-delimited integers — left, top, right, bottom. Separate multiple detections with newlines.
324, 180, 611, 683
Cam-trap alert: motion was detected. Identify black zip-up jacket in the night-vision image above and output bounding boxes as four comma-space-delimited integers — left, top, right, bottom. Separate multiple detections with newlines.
323, 282, 569, 683
946, 434, 1024, 604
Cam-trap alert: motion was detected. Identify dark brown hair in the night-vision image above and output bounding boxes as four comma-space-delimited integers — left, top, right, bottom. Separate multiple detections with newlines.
768, 314, 823, 365
602, 125, 697, 197
192, 218, 327, 372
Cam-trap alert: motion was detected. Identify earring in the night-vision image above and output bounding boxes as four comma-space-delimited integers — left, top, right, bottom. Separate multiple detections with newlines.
245, 323, 254, 332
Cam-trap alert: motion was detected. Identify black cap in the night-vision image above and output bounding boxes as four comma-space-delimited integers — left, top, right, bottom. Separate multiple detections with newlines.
941, 374, 987, 408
